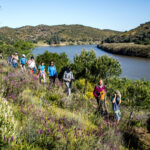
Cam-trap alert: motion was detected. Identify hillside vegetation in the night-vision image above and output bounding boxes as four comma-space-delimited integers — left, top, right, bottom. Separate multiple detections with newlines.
0, 24, 120, 45
104, 22, 150, 45
0, 47, 150, 149
98, 43, 150, 58
98, 22, 150, 58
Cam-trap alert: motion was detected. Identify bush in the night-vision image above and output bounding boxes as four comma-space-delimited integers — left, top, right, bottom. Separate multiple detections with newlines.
36, 51, 70, 79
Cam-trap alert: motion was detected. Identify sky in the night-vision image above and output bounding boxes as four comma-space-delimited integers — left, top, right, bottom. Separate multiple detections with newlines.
0, 0, 150, 31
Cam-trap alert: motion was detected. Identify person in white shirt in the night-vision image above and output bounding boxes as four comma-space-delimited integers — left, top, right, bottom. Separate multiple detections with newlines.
27, 56, 37, 74
63, 68, 74, 96
12, 53, 19, 68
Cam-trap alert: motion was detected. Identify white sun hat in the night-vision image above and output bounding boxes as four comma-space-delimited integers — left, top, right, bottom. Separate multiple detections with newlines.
22, 54, 26, 57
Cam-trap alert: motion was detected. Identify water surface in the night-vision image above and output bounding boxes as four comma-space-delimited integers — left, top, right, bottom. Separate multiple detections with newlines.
32, 45, 150, 80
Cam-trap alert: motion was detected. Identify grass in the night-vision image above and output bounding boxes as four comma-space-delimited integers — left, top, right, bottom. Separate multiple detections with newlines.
0, 59, 150, 150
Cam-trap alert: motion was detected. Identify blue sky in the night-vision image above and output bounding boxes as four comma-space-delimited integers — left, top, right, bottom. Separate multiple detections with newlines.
0, 0, 150, 31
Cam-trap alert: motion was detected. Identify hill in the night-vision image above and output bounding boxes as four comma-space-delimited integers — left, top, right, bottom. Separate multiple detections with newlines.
98, 43, 150, 58
103, 22, 150, 45
0, 24, 120, 45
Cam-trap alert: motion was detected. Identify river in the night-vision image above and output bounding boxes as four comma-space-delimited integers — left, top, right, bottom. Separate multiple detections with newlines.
32, 44, 150, 80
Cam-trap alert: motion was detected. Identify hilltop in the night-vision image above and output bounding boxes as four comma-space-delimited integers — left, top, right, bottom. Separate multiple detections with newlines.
0, 24, 120, 45
98, 22, 150, 58
103, 21, 150, 44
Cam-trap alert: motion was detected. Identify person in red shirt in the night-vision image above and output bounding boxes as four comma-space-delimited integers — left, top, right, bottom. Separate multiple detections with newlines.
93, 79, 108, 116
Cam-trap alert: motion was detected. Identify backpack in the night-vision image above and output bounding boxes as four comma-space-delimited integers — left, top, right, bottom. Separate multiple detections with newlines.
94, 85, 105, 101
63, 71, 73, 81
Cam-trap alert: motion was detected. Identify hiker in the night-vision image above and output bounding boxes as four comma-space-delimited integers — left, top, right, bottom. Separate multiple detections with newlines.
8, 56, 12, 65
63, 68, 74, 96
47, 61, 57, 86
93, 79, 108, 116
20, 54, 27, 72
27, 56, 37, 74
12, 53, 19, 68
38, 62, 46, 84
111, 90, 121, 124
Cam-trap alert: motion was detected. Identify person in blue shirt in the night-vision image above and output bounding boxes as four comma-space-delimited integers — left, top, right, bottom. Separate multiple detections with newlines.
38, 62, 46, 84
47, 61, 57, 86
111, 90, 122, 124
8, 56, 12, 65
20, 54, 27, 72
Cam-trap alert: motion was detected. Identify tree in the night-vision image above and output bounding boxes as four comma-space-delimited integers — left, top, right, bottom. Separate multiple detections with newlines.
74, 50, 96, 93
125, 80, 150, 124
36, 51, 70, 78
48, 35, 61, 45
13, 40, 34, 58
92, 55, 122, 83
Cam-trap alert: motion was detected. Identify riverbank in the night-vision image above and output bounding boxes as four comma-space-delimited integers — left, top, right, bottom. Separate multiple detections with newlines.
35, 41, 100, 47
97, 43, 150, 58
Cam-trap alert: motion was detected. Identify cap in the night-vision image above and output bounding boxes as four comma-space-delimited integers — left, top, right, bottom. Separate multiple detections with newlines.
22, 54, 25, 57
115, 90, 121, 96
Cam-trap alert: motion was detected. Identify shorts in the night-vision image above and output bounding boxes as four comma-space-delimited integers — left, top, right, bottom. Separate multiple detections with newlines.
12, 62, 18, 68
30, 67, 36, 74
21, 64, 25, 67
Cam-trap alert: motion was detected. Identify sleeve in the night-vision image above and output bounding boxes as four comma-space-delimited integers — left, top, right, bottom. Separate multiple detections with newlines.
93, 86, 98, 97
103, 85, 106, 92
63, 71, 67, 81
38, 65, 41, 70
117, 97, 121, 104
111, 96, 114, 102
54, 66, 57, 76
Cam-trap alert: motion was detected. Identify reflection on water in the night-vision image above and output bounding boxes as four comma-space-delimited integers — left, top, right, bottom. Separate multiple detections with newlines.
32, 45, 150, 80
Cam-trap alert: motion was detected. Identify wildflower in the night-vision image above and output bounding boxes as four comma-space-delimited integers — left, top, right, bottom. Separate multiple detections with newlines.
86, 131, 90, 136
11, 94, 15, 99
40, 129, 43, 134
10, 136, 13, 142
4, 76, 9, 81
4, 135, 6, 141
7, 138, 9, 144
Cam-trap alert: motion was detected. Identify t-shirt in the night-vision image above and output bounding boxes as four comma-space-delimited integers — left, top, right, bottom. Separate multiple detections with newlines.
93, 85, 106, 98
63, 71, 74, 82
38, 65, 41, 70
47, 66, 57, 76
111, 96, 121, 111
38, 65, 45, 74
12, 55, 19, 63
28, 60, 36, 69
20, 58, 27, 65
40, 65, 45, 71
